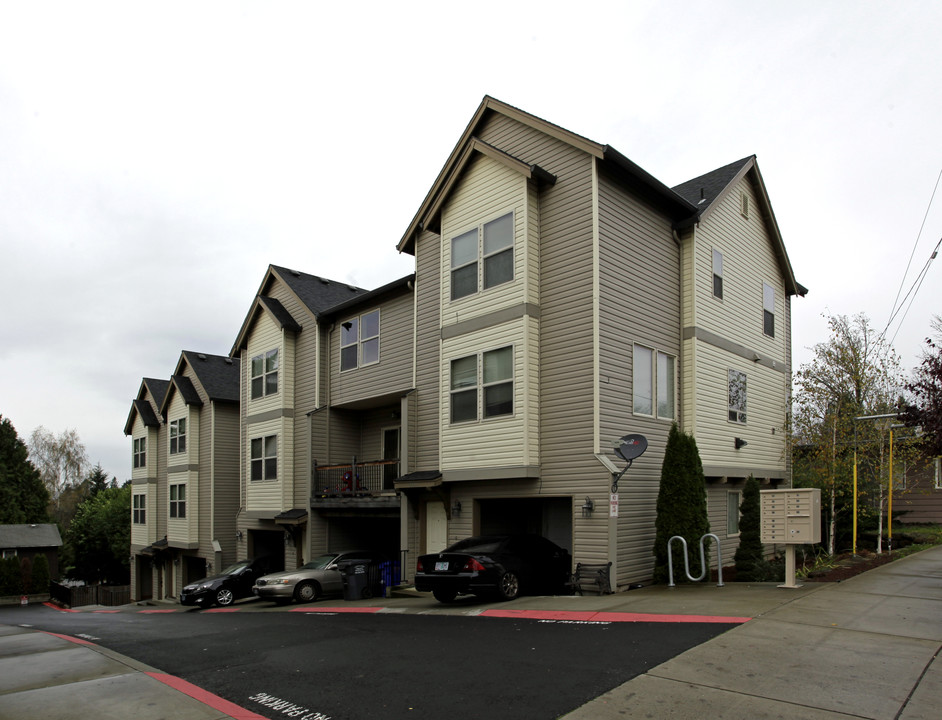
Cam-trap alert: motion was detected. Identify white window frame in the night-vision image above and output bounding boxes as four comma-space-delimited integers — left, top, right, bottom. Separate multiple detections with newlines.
133, 493, 146, 524
169, 483, 186, 519
133, 437, 146, 469
450, 212, 514, 301
632, 345, 676, 421
251, 349, 279, 399
169, 418, 186, 455
763, 282, 775, 338
728, 369, 747, 424
727, 490, 742, 536
712, 248, 724, 300
340, 309, 380, 372
449, 346, 514, 423
251, 435, 278, 482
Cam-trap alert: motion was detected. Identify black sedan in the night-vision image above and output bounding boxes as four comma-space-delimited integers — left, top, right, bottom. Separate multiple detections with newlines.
180, 558, 269, 607
415, 534, 572, 603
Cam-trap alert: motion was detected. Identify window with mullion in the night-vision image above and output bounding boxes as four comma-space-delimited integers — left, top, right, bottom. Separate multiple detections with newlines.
251, 435, 278, 481
450, 346, 514, 423
169, 418, 186, 454
133, 437, 146, 468
712, 248, 724, 300
340, 310, 380, 371
251, 349, 279, 399
450, 212, 514, 301
169, 483, 186, 518
632, 345, 675, 420
450, 355, 478, 423
763, 283, 775, 337
482, 214, 513, 289
482, 346, 513, 417
133, 493, 146, 524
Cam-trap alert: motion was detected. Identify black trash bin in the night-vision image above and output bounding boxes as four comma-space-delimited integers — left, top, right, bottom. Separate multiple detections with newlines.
341, 561, 374, 601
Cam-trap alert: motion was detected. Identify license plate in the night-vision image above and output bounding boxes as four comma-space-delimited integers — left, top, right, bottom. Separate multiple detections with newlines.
435, 561, 449, 571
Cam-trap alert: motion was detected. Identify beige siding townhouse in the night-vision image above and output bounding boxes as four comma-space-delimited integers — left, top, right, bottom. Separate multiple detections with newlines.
125, 377, 168, 601
230, 265, 371, 572
394, 97, 805, 589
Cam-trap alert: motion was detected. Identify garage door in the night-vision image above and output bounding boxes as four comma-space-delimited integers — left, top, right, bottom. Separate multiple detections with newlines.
478, 497, 572, 552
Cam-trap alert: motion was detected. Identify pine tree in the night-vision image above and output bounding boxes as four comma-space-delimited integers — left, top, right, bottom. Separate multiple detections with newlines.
0, 416, 50, 524
653, 424, 711, 583
734, 476, 765, 581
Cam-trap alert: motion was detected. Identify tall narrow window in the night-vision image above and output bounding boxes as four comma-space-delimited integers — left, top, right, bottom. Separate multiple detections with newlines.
728, 369, 747, 424
633, 346, 653, 415
169, 484, 186, 518
251, 349, 279, 399
935, 457, 941, 490
133, 437, 146, 468
133, 494, 146, 524
450, 212, 514, 300
727, 491, 741, 535
482, 346, 513, 417
712, 249, 724, 299
657, 352, 676, 420
251, 435, 278, 481
450, 355, 478, 423
763, 283, 775, 337
341, 310, 380, 370
169, 418, 186, 454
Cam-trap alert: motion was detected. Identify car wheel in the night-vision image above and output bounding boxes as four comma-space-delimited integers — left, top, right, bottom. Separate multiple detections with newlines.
294, 581, 320, 603
433, 588, 457, 603
497, 571, 520, 601
215, 588, 235, 607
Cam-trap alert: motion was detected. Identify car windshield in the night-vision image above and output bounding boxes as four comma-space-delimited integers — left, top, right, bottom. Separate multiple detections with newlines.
220, 562, 250, 575
299, 554, 339, 571
446, 537, 503, 554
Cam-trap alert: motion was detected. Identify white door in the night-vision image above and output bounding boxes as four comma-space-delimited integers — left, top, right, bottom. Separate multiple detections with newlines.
426, 501, 448, 553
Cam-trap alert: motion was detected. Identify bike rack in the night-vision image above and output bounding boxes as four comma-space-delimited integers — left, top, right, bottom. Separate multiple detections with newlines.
667, 533, 724, 588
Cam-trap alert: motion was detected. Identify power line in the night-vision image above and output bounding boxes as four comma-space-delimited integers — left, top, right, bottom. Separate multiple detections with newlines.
889, 235, 941, 346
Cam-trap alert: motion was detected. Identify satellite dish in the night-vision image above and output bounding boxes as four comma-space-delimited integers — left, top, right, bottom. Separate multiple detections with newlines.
615, 434, 648, 463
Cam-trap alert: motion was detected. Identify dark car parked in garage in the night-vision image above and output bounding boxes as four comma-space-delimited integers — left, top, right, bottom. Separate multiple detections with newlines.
415, 534, 572, 603
180, 557, 269, 607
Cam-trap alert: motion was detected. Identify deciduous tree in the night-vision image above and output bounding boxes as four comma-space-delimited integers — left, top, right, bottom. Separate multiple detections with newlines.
28, 426, 89, 525
901, 315, 942, 457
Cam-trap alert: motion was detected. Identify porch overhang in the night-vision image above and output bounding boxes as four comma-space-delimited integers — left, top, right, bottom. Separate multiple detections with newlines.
273, 509, 309, 526
394, 471, 442, 490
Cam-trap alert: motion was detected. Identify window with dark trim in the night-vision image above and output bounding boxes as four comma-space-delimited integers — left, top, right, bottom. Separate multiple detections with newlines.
133, 493, 146, 524
133, 437, 146, 468
728, 369, 747, 424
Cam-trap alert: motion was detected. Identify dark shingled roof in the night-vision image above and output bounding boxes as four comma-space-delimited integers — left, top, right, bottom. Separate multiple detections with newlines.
258, 296, 302, 333
142, 378, 170, 407
168, 374, 203, 408
271, 265, 368, 319
672, 156, 754, 215
0, 524, 63, 549
132, 398, 160, 427
320, 274, 415, 321
181, 351, 240, 404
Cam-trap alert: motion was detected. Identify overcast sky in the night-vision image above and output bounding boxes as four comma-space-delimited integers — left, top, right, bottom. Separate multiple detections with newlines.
2, 1, 940, 483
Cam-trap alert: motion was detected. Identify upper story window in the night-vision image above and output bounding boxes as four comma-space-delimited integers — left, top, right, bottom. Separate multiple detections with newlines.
251, 435, 278, 481
728, 369, 747, 424
169, 483, 186, 518
450, 346, 513, 423
132, 493, 146, 524
763, 283, 775, 337
451, 212, 514, 301
712, 249, 724, 300
169, 418, 186, 454
133, 437, 146, 468
341, 310, 380, 371
251, 349, 279, 399
632, 345, 676, 420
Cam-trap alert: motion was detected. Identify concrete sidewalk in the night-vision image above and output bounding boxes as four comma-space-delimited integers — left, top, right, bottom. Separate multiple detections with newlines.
2, 545, 940, 719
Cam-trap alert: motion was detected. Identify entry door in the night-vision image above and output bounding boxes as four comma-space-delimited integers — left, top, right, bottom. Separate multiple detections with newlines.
426, 501, 448, 553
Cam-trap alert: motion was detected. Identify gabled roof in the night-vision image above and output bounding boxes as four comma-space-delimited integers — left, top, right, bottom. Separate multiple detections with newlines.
160, 373, 203, 415
0, 523, 62, 549
673, 156, 807, 297
320, 273, 416, 322
230, 265, 368, 355
124, 377, 168, 435
180, 351, 240, 404
397, 95, 699, 254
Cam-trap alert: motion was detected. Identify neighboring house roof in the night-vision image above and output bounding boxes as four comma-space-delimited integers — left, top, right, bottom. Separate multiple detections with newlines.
180, 351, 240, 404
124, 377, 169, 435
320, 274, 416, 322
397, 95, 699, 254
0, 524, 63, 549
230, 265, 369, 355
673, 156, 808, 297
160, 373, 204, 415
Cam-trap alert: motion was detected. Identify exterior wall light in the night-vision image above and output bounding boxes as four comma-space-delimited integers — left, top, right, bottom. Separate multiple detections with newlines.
452, 500, 462, 517
581, 497, 594, 517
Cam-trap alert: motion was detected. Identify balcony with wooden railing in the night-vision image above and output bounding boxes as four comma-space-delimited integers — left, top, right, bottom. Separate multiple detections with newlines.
311, 457, 401, 508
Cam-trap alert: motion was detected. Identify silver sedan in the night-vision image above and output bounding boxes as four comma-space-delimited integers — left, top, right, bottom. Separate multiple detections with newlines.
252, 551, 385, 603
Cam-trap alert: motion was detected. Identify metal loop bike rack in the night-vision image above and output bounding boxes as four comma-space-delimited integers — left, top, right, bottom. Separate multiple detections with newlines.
667, 533, 724, 587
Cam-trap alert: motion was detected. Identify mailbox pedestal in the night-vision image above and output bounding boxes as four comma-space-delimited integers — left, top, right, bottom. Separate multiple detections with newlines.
760, 488, 821, 588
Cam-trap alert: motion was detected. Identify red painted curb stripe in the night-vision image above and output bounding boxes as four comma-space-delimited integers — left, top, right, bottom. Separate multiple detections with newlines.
137, 609, 179, 613
41, 631, 95, 645
146, 672, 268, 720
204, 607, 241, 613
479, 608, 751, 624
291, 606, 382, 614
43, 602, 76, 612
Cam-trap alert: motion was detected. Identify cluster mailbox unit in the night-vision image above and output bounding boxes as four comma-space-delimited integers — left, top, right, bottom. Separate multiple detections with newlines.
760, 488, 822, 588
